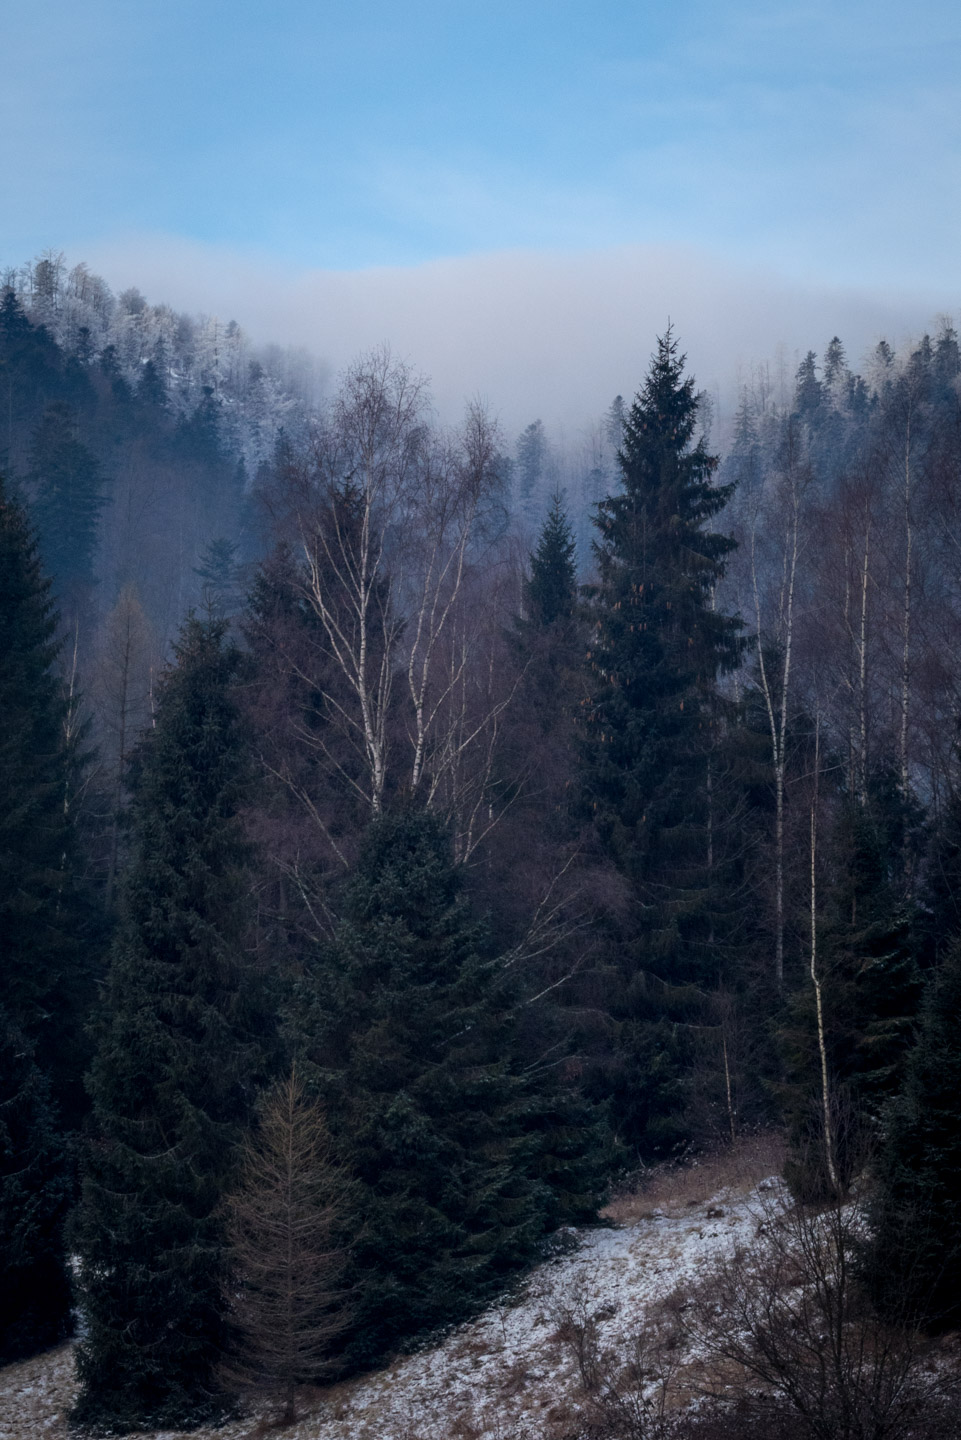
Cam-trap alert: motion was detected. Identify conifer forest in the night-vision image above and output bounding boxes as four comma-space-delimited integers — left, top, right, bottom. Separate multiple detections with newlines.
4, 254, 961, 1439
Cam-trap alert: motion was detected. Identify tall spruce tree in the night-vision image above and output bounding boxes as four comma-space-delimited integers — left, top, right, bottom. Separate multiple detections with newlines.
580, 331, 743, 1151
512, 489, 583, 759
73, 618, 273, 1433
294, 808, 590, 1368
867, 941, 961, 1330
0, 474, 97, 1121
0, 1005, 72, 1361
0, 474, 98, 1354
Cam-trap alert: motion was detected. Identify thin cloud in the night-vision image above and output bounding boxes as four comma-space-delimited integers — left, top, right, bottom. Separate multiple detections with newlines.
81, 234, 946, 435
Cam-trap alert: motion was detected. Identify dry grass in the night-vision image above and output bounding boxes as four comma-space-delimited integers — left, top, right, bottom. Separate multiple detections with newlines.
602, 1132, 785, 1224
0, 1136, 788, 1440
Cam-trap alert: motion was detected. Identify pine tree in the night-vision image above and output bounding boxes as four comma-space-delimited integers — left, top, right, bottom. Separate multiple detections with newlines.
73, 618, 273, 1433
868, 942, 961, 1330
580, 331, 743, 1150
294, 809, 566, 1368
516, 419, 547, 513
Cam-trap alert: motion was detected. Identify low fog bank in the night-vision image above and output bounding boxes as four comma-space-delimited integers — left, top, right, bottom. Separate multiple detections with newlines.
81, 233, 947, 438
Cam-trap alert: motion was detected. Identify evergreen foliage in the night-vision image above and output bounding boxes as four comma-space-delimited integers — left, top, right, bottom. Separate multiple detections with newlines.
516, 419, 547, 509
525, 490, 578, 630
0, 1006, 72, 1362
294, 808, 591, 1368
73, 618, 273, 1433
0, 474, 97, 1123
28, 401, 106, 598
782, 795, 920, 1201
195, 536, 242, 618
868, 941, 961, 1330
579, 331, 743, 1150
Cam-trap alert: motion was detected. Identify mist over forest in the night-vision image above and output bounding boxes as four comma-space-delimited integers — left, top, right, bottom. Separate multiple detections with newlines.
4, 246, 961, 1438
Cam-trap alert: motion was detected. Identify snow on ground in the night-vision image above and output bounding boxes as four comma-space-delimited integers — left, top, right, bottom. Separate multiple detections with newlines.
0, 1142, 783, 1440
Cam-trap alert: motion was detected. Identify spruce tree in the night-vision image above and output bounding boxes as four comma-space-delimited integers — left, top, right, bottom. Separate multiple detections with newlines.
0, 474, 96, 1124
580, 332, 743, 1150
73, 618, 273, 1433
525, 489, 578, 630
0, 1006, 72, 1361
512, 489, 582, 758
28, 401, 106, 600
0, 474, 97, 1354
868, 942, 961, 1330
295, 809, 573, 1367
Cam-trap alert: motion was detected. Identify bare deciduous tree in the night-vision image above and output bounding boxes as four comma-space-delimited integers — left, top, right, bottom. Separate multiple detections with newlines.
748, 419, 809, 990
223, 1069, 353, 1426
272, 348, 514, 854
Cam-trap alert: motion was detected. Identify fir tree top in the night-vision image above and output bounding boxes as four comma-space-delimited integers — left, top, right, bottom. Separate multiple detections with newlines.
594, 329, 736, 600
526, 491, 577, 629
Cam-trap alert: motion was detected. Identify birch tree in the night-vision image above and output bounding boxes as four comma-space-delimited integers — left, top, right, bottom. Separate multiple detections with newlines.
284, 349, 512, 846
748, 419, 809, 989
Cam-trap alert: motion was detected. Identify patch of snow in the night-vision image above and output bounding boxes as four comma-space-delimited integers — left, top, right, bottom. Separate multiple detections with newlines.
0, 1181, 766, 1440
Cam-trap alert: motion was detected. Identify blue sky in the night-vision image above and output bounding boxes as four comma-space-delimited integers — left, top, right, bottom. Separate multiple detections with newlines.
4, 1, 959, 423
6, 0, 960, 286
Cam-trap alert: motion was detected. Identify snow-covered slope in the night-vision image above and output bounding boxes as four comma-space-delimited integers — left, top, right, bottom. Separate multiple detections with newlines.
0, 1143, 783, 1440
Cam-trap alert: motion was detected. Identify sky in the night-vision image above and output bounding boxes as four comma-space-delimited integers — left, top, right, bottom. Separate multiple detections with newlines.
5, 0, 960, 427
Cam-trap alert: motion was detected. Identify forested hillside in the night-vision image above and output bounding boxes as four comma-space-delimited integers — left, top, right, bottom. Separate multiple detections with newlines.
3, 252, 961, 1436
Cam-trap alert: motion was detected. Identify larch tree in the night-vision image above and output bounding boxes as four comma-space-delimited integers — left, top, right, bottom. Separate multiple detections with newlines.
73, 618, 273, 1434
223, 1068, 353, 1424
91, 581, 156, 906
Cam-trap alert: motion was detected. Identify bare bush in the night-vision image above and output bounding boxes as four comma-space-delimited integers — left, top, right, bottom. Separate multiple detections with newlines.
680, 1188, 960, 1440
551, 1280, 683, 1439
